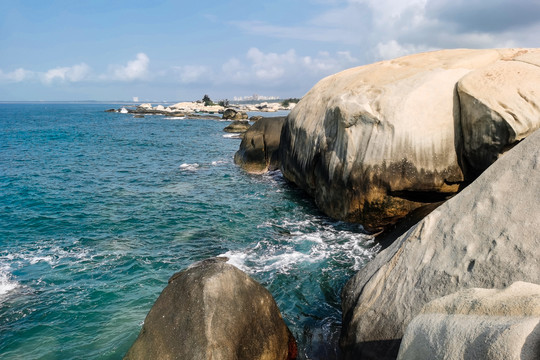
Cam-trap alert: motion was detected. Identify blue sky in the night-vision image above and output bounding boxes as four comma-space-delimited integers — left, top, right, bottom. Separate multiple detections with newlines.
1, 0, 539, 101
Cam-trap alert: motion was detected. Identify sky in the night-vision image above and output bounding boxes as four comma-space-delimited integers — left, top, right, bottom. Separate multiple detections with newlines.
1, 0, 539, 102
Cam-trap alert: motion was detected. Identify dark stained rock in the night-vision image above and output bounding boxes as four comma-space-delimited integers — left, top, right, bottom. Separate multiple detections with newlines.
456, 50, 540, 180
104, 108, 116, 112
250, 115, 264, 121
234, 117, 286, 173
224, 120, 251, 133
125, 257, 297, 360
278, 48, 539, 233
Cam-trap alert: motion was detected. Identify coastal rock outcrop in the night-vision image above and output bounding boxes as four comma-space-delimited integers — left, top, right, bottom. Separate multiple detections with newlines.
279, 48, 540, 232
457, 50, 540, 179
223, 108, 248, 120
397, 282, 540, 360
340, 128, 540, 359
224, 120, 251, 133
125, 257, 297, 360
234, 117, 286, 173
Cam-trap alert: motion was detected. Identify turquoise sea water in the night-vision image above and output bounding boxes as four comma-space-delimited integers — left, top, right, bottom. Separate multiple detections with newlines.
0, 104, 378, 359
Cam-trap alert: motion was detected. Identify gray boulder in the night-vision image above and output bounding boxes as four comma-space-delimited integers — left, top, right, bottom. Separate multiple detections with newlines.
397, 282, 540, 360
279, 48, 539, 232
340, 129, 540, 359
234, 117, 286, 173
457, 50, 540, 180
224, 120, 251, 133
125, 257, 297, 360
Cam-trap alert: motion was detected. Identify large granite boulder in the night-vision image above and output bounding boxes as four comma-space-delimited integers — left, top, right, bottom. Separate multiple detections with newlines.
279, 48, 538, 232
235, 117, 286, 173
340, 128, 540, 359
457, 50, 540, 180
397, 282, 540, 360
224, 120, 251, 133
125, 257, 297, 360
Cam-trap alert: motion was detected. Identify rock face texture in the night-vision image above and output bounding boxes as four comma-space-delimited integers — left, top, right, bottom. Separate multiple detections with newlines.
397, 282, 540, 360
125, 257, 297, 360
234, 117, 286, 173
224, 120, 251, 133
279, 48, 540, 232
457, 50, 540, 179
340, 128, 540, 359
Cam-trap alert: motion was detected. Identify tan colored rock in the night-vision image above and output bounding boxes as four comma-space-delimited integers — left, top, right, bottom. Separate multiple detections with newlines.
279, 48, 537, 232
340, 128, 540, 359
457, 49, 540, 179
125, 258, 297, 360
398, 282, 540, 360
235, 117, 286, 173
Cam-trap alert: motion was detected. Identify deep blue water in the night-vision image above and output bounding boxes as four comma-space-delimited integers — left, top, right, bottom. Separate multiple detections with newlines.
0, 104, 378, 359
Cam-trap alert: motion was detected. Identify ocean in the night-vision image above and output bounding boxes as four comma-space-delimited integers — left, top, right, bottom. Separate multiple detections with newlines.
0, 103, 379, 359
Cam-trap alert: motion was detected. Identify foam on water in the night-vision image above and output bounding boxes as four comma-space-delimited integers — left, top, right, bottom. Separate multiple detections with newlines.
179, 163, 200, 171
222, 216, 378, 276
0, 265, 18, 302
222, 133, 242, 138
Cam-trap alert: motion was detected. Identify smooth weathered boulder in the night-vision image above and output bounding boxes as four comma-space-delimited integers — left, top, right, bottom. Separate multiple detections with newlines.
234, 117, 286, 173
397, 282, 540, 360
457, 50, 540, 179
224, 120, 251, 133
279, 48, 537, 232
223, 108, 248, 120
340, 128, 540, 359
125, 257, 297, 360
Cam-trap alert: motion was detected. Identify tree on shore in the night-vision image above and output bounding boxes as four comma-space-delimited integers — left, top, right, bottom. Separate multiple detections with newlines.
281, 98, 301, 107
202, 94, 215, 106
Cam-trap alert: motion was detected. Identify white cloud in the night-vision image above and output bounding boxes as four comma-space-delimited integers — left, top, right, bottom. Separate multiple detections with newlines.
231, 0, 540, 63
218, 47, 359, 86
42, 63, 90, 83
0, 68, 34, 82
110, 53, 150, 81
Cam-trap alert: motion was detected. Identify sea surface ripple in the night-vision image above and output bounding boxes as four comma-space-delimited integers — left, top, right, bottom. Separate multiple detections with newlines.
0, 104, 379, 359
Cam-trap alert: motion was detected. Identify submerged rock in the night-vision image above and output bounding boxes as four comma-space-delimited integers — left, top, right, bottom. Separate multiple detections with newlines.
279, 48, 540, 232
125, 257, 297, 360
340, 129, 540, 359
234, 117, 286, 173
397, 282, 540, 360
224, 120, 251, 133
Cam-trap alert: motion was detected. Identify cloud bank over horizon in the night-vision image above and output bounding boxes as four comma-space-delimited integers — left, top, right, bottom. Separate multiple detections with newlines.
1, 0, 539, 101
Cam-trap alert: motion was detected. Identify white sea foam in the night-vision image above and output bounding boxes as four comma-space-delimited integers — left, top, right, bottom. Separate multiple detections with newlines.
0, 265, 19, 301
179, 163, 200, 171
222, 216, 379, 275
211, 160, 227, 166
222, 133, 242, 138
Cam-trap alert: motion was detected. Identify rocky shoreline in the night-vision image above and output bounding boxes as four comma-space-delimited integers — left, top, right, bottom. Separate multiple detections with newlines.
125, 48, 540, 359
106, 100, 295, 119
